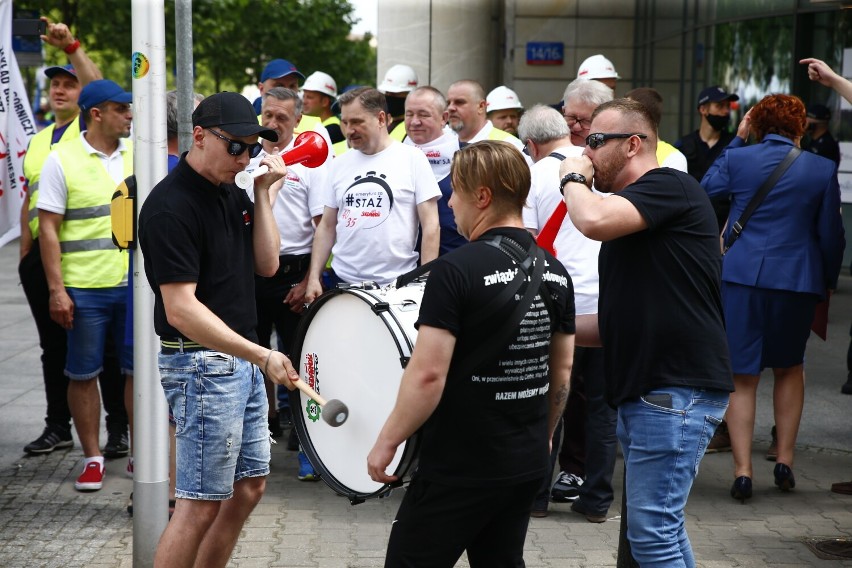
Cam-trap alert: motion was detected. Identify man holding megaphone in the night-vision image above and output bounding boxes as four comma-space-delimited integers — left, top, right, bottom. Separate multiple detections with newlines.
244, 87, 332, 480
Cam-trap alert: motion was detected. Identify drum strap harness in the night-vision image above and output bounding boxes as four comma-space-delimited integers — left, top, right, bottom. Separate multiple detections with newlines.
396, 234, 555, 378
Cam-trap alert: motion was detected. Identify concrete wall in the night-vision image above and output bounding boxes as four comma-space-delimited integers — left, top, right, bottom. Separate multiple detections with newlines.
376, 0, 501, 94
507, 0, 635, 107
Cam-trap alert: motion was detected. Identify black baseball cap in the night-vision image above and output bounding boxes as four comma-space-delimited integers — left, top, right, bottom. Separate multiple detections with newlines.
807, 103, 831, 121
192, 92, 278, 141
697, 86, 739, 107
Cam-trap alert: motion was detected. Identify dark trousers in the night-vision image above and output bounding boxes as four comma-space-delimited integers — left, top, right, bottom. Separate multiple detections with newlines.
559, 360, 587, 476
576, 347, 617, 513
19, 241, 126, 431
538, 347, 616, 514
255, 255, 311, 410
385, 476, 541, 568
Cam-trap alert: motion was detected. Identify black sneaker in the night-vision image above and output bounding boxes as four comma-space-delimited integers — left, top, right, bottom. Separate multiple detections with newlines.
24, 425, 73, 454
103, 430, 130, 458
550, 471, 584, 502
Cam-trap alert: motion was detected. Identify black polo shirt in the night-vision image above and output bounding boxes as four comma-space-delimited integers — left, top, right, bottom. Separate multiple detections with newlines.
138, 155, 259, 342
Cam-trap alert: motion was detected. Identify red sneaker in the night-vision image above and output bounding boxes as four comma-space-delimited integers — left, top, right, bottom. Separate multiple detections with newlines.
75, 461, 104, 491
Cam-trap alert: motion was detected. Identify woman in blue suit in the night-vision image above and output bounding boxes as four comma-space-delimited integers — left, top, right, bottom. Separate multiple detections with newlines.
702, 94, 844, 502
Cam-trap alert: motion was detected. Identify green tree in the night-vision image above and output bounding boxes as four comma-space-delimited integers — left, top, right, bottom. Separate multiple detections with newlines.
19, 0, 376, 96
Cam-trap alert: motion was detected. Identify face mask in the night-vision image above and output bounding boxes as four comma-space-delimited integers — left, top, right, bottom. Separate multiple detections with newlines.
706, 113, 730, 132
386, 96, 406, 118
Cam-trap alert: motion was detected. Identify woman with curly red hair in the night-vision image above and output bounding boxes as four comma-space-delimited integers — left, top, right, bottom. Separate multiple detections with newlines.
702, 94, 845, 502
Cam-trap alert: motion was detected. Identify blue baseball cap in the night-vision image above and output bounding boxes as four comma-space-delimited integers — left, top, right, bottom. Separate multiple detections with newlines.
44, 64, 77, 80
78, 80, 133, 111
260, 59, 305, 82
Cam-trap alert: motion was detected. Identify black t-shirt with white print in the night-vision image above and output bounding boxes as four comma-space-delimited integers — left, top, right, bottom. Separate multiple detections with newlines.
414, 226, 575, 487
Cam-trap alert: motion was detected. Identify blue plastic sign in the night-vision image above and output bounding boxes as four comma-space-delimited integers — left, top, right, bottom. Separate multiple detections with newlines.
526, 42, 564, 66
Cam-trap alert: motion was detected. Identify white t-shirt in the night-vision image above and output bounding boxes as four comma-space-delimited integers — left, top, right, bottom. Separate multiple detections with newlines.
403, 131, 458, 182
522, 144, 601, 315
325, 141, 441, 285
661, 143, 688, 172
246, 138, 331, 255
38, 133, 131, 215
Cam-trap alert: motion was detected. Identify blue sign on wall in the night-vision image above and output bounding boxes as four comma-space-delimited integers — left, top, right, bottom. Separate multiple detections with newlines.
526, 42, 564, 66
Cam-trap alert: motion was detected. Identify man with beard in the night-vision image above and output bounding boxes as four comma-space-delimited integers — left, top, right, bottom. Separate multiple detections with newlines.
560, 98, 733, 566
378, 64, 419, 142
675, 86, 739, 231
37, 79, 135, 492
486, 86, 524, 137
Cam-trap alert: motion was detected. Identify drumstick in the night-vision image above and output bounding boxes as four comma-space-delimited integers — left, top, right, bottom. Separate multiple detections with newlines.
293, 379, 349, 427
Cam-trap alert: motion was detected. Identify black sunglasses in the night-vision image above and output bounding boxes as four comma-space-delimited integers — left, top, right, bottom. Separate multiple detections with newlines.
585, 132, 648, 149
207, 128, 263, 158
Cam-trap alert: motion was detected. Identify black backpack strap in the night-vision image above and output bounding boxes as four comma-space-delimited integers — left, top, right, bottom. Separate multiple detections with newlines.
454, 237, 549, 379
548, 151, 567, 161
723, 146, 801, 254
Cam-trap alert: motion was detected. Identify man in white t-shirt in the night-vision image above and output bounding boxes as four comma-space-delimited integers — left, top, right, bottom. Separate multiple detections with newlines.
243, 87, 330, 477
518, 105, 617, 523
305, 87, 440, 297
402, 86, 465, 254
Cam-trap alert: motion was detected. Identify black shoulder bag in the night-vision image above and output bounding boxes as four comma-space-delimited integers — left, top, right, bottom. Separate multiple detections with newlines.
722, 146, 801, 255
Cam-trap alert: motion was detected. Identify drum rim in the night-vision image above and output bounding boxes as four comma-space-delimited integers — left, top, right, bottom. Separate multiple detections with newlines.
290, 285, 421, 504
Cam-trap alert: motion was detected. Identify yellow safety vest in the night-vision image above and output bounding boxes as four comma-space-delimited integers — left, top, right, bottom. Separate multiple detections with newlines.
295, 114, 322, 135
657, 140, 678, 166
322, 115, 348, 156
389, 121, 407, 142
23, 119, 82, 239
487, 126, 514, 141
53, 139, 132, 288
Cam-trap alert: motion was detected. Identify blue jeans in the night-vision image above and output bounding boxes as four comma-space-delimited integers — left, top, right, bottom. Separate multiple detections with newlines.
65, 287, 132, 379
159, 350, 270, 500
617, 387, 729, 568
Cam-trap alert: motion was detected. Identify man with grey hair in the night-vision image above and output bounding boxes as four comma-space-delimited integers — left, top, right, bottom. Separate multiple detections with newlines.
403, 86, 465, 254
562, 78, 614, 148
245, 87, 332, 479
518, 105, 616, 521
305, 87, 441, 299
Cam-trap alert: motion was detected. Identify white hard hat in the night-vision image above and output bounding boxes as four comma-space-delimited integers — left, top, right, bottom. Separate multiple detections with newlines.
577, 54, 620, 80
486, 86, 524, 113
302, 71, 337, 98
378, 64, 418, 94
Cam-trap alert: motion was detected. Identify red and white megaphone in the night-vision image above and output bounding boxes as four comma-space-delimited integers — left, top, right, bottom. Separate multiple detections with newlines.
235, 130, 329, 189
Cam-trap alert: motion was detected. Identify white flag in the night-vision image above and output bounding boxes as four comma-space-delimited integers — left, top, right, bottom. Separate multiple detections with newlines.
0, 0, 37, 248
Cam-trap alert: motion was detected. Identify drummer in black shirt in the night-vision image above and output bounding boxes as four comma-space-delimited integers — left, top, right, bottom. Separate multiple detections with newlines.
367, 140, 575, 568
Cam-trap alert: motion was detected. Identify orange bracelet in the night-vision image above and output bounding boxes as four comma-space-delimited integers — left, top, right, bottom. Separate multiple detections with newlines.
63, 39, 80, 54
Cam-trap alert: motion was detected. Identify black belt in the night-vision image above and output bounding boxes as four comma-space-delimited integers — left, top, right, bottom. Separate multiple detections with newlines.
160, 337, 207, 354
279, 253, 311, 275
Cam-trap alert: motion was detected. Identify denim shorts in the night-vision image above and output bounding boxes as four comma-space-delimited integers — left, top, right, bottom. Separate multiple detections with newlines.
65, 287, 132, 380
159, 350, 270, 500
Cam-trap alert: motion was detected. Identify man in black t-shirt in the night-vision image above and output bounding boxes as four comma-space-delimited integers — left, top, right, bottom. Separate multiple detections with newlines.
560, 98, 733, 567
138, 92, 301, 567
367, 140, 576, 567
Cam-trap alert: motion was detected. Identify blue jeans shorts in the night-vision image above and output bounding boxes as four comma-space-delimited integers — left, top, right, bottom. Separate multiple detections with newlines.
158, 349, 270, 500
65, 287, 132, 380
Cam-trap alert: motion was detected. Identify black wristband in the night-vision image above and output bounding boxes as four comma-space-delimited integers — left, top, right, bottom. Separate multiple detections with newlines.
560, 172, 587, 194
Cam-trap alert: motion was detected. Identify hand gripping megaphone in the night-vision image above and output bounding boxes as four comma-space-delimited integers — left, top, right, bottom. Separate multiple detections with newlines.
235, 130, 329, 189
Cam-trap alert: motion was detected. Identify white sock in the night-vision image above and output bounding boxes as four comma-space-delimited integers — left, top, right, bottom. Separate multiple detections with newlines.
83, 456, 105, 467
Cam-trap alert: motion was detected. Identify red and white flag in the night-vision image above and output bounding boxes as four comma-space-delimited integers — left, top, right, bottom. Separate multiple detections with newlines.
0, 0, 37, 247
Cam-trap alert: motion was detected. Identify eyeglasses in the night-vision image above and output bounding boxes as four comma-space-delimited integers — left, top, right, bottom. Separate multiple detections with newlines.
585, 132, 648, 149
564, 115, 592, 129
207, 128, 263, 158
522, 140, 531, 156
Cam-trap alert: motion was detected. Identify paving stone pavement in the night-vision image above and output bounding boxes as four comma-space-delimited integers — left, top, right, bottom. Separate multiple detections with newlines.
2, 238, 852, 567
